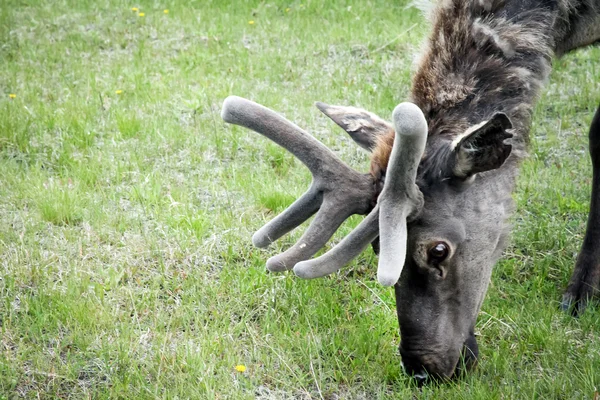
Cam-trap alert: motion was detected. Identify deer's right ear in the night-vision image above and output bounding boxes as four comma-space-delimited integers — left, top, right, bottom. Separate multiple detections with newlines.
451, 113, 513, 178
316, 102, 393, 152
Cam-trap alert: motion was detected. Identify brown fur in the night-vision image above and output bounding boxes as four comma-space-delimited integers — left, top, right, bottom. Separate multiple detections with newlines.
370, 131, 394, 181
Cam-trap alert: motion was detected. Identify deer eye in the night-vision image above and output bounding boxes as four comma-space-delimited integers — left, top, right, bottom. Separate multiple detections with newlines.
428, 242, 449, 263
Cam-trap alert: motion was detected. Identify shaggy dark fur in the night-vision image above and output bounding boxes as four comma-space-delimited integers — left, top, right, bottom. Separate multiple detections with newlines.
371, 0, 600, 184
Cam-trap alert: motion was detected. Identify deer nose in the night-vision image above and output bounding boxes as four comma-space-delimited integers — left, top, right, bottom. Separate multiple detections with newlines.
401, 361, 429, 386
400, 347, 455, 382
400, 353, 431, 384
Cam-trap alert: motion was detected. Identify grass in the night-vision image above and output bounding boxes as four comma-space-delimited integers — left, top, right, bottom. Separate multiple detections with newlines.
0, 0, 599, 398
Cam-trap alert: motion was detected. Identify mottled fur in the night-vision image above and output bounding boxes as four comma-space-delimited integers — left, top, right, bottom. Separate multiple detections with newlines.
371, 0, 600, 184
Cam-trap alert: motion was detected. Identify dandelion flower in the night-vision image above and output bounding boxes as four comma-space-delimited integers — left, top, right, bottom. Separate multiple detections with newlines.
131, 7, 138, 11
248, 20, 255, 25
115, 90, 123, 95
9, 93, 16, 99
285, 7, 290, 12
164, 9, 169, 14
235, 364, 246, 372
139, 12, 145, 17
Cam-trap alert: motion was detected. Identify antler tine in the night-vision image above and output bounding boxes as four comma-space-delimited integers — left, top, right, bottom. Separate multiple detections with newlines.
222, 96, 376, 271
377, 102, 428, 286
265, 197, 356, 271
251, 187, 321, 248
293, 205, 380, 279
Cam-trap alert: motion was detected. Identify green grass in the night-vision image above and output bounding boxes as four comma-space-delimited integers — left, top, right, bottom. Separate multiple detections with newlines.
0, 0, 599, 398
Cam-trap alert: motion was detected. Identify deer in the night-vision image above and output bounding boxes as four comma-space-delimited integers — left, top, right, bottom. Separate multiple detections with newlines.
221, 0, 600, 382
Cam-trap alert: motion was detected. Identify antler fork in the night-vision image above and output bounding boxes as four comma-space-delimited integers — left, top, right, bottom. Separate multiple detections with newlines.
221, 96, 427, 286
222, 96, 378, 273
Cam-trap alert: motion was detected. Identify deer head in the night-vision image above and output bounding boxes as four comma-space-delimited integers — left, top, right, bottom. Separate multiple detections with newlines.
221, 96, 514, 382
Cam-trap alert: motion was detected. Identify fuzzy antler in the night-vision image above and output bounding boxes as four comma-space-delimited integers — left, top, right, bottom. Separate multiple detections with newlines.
222, 96, 377, 274
222, 96, 427, 286
377, 103, 427, 286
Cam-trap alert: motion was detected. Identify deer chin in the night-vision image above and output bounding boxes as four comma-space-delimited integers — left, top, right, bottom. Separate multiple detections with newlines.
456, 333, 479, 376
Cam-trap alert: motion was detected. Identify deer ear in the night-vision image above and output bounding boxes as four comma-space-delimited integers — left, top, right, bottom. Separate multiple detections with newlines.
315, 102, 393, 151
452, 113, 513, 178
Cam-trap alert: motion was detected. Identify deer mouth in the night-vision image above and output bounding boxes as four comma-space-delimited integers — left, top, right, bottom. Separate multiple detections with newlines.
400, 333, 479, 384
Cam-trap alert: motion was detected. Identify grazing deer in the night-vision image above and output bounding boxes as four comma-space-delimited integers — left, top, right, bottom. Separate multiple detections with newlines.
221, 0, 600, 382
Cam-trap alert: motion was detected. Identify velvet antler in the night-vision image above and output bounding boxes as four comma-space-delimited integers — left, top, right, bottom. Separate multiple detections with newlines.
222, 96, 427, 286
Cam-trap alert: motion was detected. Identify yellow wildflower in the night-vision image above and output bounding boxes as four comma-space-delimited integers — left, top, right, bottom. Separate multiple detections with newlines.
9, 93, 16, 99
164, 9, 169, 14
138, 12, 145, 17
248, 20, 255, 25
235, 364, 246, 372
131, 7, 138, 11
115, 90, 123, 95
285, 7, 290, 12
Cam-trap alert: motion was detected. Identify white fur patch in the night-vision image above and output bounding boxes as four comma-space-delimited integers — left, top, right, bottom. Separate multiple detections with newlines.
413, 371, 429, 381
409, 0, 436, 20
478, 0, 493, 11
451, 119, 489, 150
512, 67, 533, 80
473, 18, 516, 58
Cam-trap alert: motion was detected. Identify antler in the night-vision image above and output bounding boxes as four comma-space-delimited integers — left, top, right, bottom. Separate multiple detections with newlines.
221, 96, 378, 274
222, 96, 427, 287
377, 103, 427, 286
299, 103, 428, 286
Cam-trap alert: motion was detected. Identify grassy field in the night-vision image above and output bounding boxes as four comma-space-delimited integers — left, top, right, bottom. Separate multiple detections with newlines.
0, 0, 599, 398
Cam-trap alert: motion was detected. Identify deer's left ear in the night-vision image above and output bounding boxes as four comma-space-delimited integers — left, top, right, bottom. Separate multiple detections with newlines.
315, 102, 393, 152
451, 113, 513, 178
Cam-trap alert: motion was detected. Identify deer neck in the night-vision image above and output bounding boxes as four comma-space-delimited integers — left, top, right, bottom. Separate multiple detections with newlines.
410, 0, 563, 155
371, 0, 599, 179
